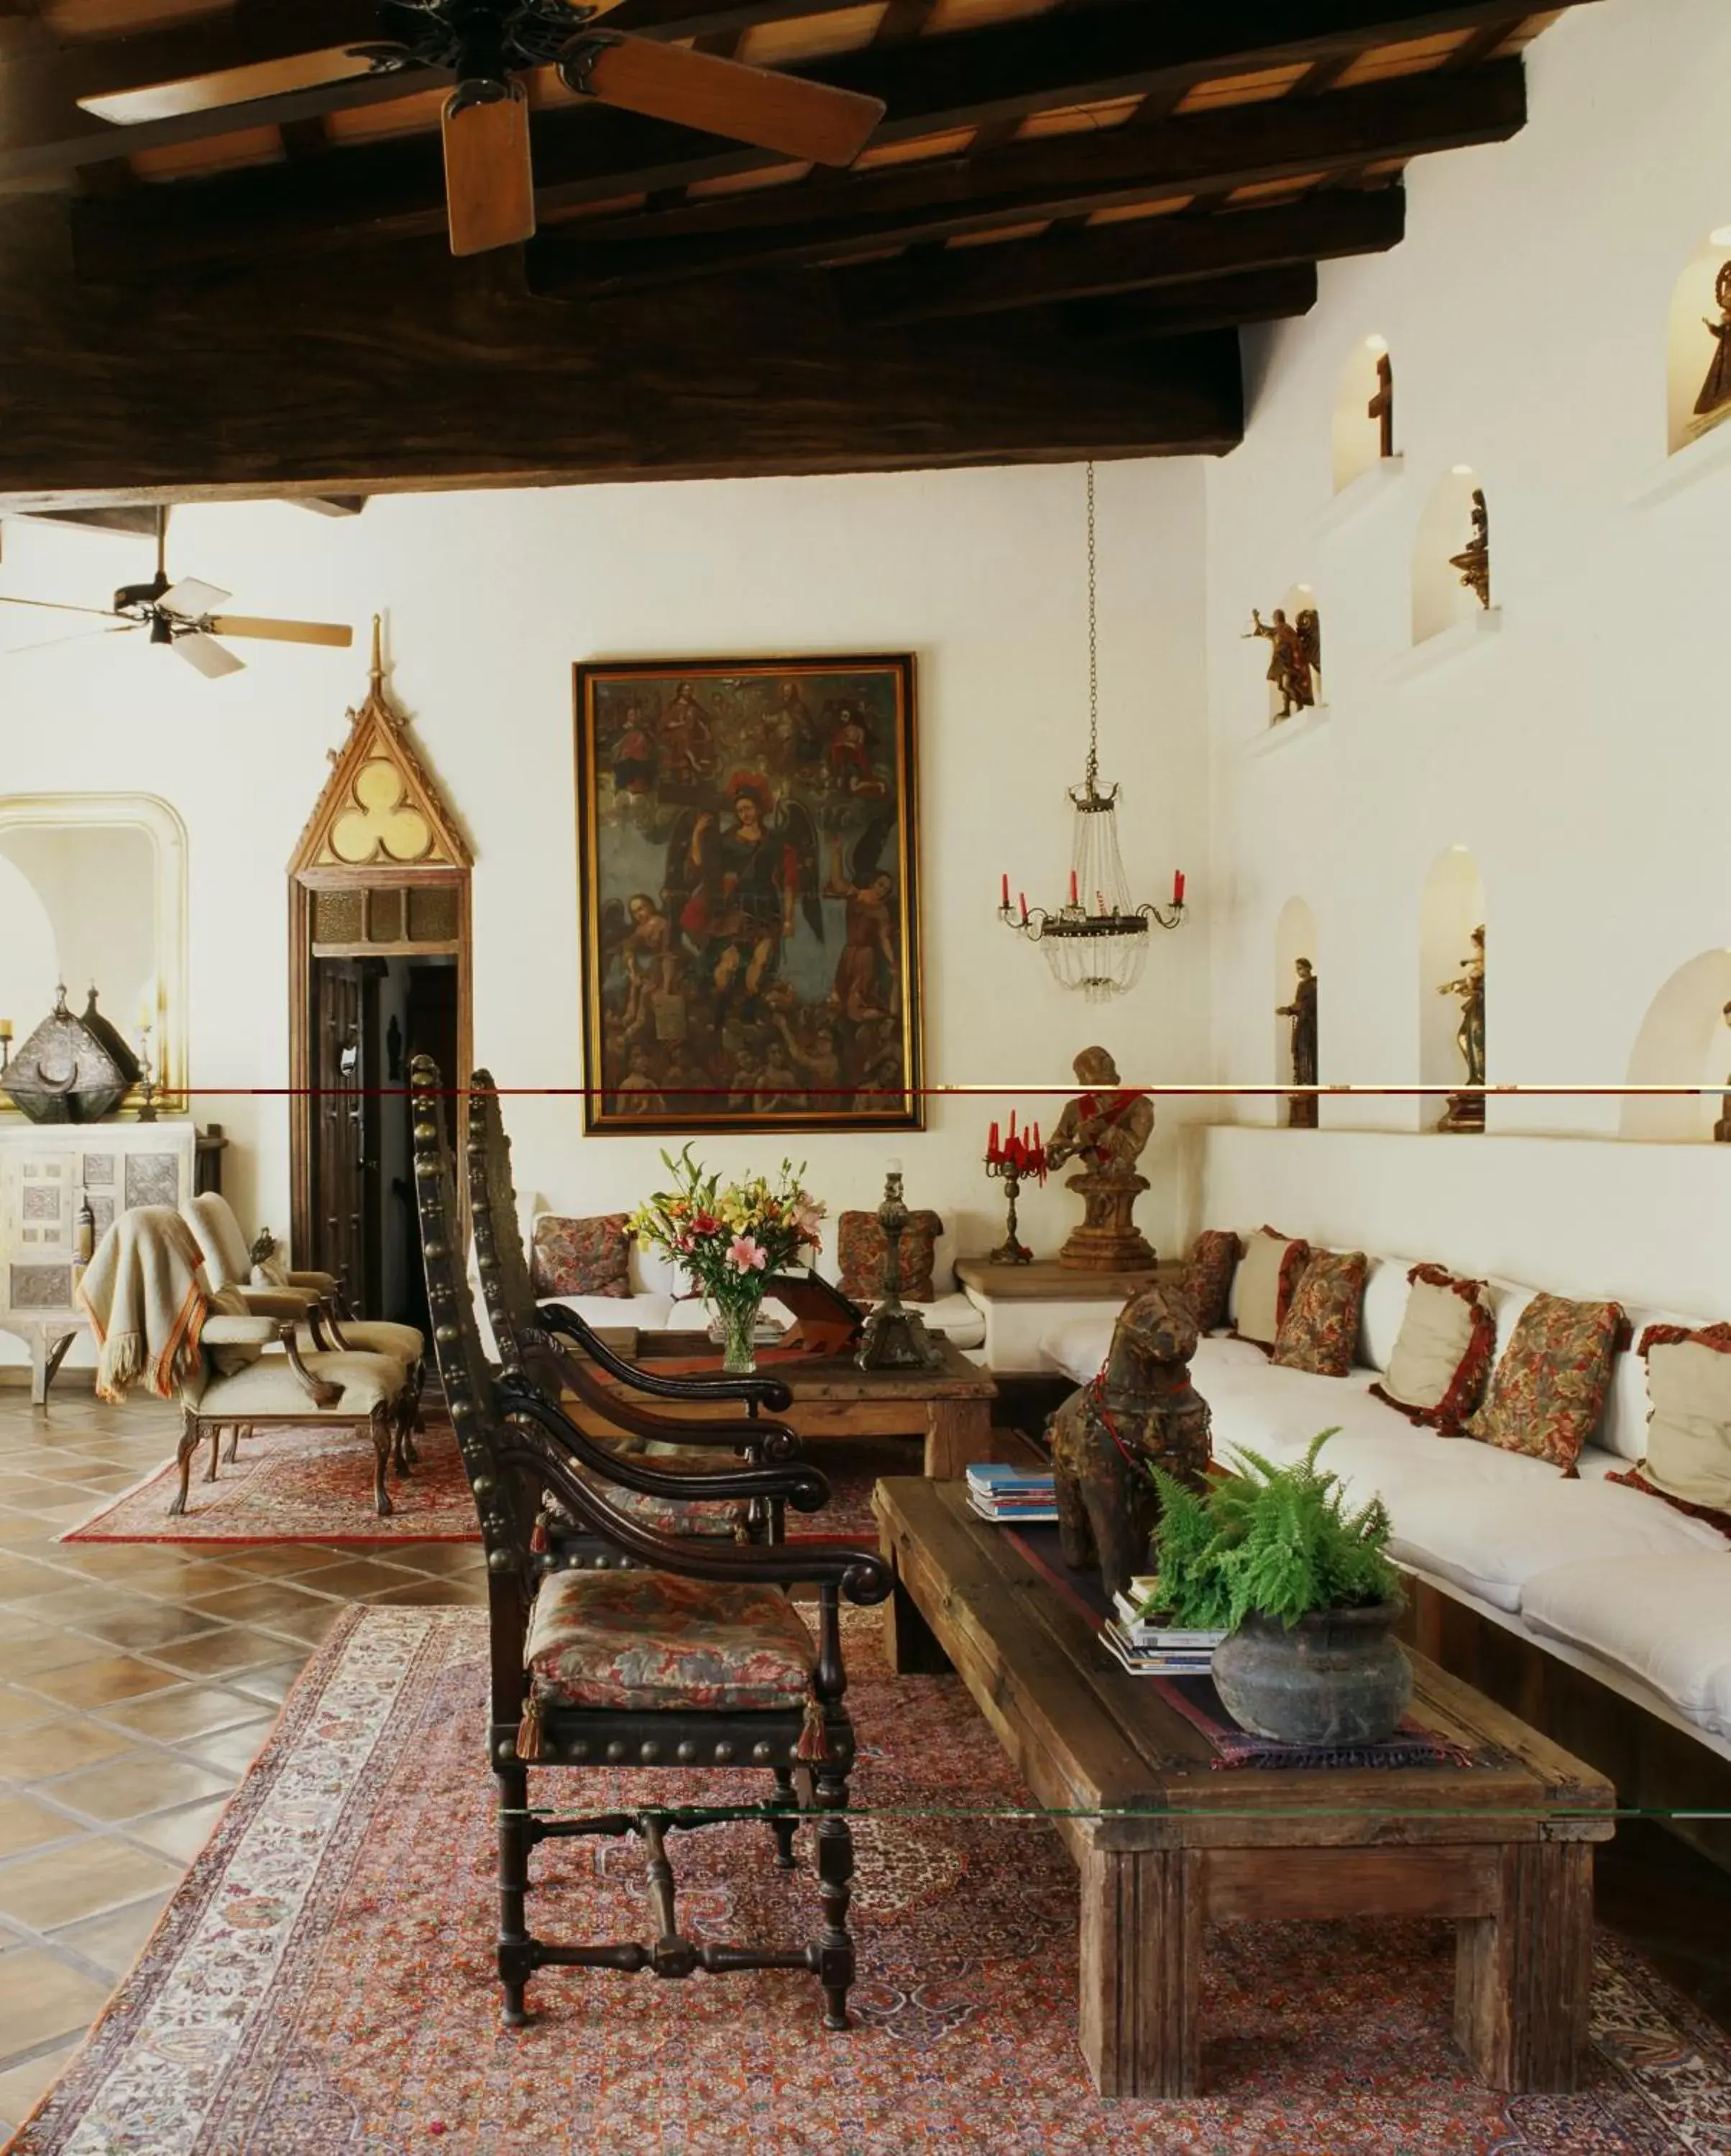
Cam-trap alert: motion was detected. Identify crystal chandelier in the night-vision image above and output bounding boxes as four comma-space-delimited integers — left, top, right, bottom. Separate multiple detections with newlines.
997, 462, 1186, 1001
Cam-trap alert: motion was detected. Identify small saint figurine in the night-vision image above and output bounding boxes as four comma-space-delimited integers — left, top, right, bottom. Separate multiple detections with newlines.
1450, 489, 1491, 609
1438, 925, 1486, 1133
1275, 957, 1318, 1129
1368, 351, 1395, 460
1695, 261, 1731, 421
1245, 606, 1321, 720
1714, 1000, 1731, 1143
1044, 1045, 1157, 1270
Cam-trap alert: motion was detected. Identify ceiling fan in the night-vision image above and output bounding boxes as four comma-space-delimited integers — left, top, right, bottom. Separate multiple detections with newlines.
0, 508, 354, 678
77, 0, 888, 258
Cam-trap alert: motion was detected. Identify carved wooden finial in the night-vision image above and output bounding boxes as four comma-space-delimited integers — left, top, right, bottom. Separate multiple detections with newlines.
369, 613, 384, 698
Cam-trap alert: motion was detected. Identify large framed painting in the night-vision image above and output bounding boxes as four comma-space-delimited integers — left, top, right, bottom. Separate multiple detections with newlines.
575, 655, 924, 1135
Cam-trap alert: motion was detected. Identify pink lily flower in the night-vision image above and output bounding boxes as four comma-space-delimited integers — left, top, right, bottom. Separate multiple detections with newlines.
728, 1235, 768, 1273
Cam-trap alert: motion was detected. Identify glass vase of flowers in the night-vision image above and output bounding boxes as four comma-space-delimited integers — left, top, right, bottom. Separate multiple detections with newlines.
629, 1148, 825, 1374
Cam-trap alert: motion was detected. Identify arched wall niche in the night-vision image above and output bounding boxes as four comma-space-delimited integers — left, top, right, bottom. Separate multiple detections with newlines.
1273, 896, 1318, 1129
1419, 846, 1484, 1132
1331, 335, 1394, 493
0, 793, 189, 1113
1412, 468, 1487, 645
1622, 949, 1731, 1141
1666, 237, 1731, 456
0, 856, 58, 1049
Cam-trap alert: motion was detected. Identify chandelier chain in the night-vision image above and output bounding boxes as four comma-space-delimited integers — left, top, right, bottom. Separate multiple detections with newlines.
1085, 459, 1099, 794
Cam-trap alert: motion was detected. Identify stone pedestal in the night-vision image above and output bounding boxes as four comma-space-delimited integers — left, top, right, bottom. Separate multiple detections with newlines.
1057, 1169, 1155, 1271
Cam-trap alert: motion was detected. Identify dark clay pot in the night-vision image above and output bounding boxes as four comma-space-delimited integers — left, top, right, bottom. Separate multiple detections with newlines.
1212, 1599, 1412, 1747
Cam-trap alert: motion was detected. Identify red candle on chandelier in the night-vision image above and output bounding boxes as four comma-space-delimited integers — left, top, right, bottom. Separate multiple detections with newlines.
1173, 868, 1186, 906
1068, 868, 1079, 906
1000, 871, 1009, 908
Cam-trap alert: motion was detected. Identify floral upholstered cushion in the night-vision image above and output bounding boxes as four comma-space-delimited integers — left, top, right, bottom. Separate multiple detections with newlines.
564, 1442, 749, 1539
1466, 1292, 1628, 1473
531, 1214, 633, 1299
1180, 1230, 1241, 1335
1271, 1248, 1369, 1378
836, 1209, 942, 1303
1370, 1263, 1498, 1432
525, 1568, 816, 1712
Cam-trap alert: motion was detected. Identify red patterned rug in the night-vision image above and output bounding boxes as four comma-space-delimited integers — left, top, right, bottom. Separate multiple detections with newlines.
60, 1416, 913, 1547
12, 1606, 1730, 2154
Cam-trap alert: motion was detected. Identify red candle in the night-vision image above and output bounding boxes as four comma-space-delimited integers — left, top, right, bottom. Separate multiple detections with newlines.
987, 1119, 1000, 1161
1000, 871, 1009, 908
1008, 1107, 1017, 1145
1173, 868, 1186, 906
1068, 869, 1078, 906
1019, 890, 1029, 922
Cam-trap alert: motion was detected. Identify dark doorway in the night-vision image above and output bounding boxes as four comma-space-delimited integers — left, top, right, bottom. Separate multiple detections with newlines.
308, 953, 456, 1327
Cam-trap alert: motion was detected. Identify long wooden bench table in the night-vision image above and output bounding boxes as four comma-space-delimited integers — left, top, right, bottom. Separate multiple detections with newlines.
873, 1475, 1617, 2099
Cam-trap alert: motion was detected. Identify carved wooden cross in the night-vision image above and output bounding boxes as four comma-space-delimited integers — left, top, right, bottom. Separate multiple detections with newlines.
1367, 353, 1395, 459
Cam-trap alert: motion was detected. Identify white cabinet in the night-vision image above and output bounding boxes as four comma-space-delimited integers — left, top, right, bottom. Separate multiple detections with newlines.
0, 1118, 197, 1400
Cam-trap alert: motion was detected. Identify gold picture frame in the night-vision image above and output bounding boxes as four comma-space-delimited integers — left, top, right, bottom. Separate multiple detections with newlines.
574, 655, 924, 1135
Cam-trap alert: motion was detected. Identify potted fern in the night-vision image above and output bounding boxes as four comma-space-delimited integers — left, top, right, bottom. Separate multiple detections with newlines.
1144, 1431, 1411, 1746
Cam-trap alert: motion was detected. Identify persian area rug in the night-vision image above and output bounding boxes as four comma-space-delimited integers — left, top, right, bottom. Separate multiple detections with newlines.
13, 1609, 1731, 2156
59, 1420, 909, 1549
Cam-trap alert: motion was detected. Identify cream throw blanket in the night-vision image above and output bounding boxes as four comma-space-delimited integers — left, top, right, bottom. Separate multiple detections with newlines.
75, 1204, 211, 1404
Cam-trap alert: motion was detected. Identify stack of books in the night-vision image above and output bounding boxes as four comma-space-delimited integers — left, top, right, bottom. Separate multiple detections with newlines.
1101, 1580, 1226, 1677
965, 1463, 1059, 1524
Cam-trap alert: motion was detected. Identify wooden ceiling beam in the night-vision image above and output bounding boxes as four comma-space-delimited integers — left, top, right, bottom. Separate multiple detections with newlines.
0, 200, 1244, 502
1057, 264, 1320, 345
837, 185, 1405, 323
528, 60, 1520, 296
68, 0, 1569, 272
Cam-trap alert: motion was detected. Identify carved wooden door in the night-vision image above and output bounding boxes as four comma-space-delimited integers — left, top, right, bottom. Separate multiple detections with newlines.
312, 961, 369, 1300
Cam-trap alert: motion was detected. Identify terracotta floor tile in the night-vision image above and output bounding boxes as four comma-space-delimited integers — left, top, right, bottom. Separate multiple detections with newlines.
100, 1684, 266, 1742
1, 1582, 137, 1624
21, 1656, 183, 1710
47, 1751, 231, 1825
213, 1546, 341, 1580
0, 1949, 111, 2061
0, 1631, 114, 1678
183, 1582, 332, 1626
291, 1557, 422, 1598
13, 1721, 138, 1781
0, 2031, 80, 2130
127, 1796, 229, 1865
76, 1606, 225, 1654
255, 1602, 345, 1646
368, 1577, 487, 1608
0, 1563, 66, 1603
0, 1835, 182, 1931
111, 1560, 252, 1598
177, 1717, 276, 1778
388, 1542, 482, 1576
0, 1691, 56, 1738
50, 1888, 171, 1977
145, 1628, 284, 1680
0, 1793, 77, 1858
229, 1659, 308, 1707
0, 1611, 54, 1646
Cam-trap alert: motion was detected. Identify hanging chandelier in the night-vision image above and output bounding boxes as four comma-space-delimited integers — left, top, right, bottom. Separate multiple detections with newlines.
997, 461, 1186, 1001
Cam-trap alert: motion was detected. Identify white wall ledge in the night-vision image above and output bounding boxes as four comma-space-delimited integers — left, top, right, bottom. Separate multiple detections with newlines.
1246, 703, 1331, 757
1385, 607, 1502, 686
1630, 417, 1731, 508
1311, 454, 1406, 538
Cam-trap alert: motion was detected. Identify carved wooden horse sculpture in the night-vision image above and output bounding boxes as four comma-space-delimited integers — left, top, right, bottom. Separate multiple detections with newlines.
1048, 1281, 1212, 1600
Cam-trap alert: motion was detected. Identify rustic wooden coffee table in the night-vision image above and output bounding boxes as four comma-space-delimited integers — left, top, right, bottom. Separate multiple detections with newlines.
583, 1330, 998, 1478
873, 1475, 1616, 2099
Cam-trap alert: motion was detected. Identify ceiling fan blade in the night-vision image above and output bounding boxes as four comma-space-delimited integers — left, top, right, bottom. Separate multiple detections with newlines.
78, 47, 392, 128
3, 625, 140, 658
207, 614, 354, 648
0, 592, 129, 620
173, 630, 246, 679
159, 576, 231, 618
441, 85, 536, 258
582, 37, 883, 167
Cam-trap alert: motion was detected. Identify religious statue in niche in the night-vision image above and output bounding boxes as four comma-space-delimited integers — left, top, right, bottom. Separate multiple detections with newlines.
1276, 957, 1319, 1130
1368, 352, 1395, 459
1245, 606, 1321, 721
1449, 489, 1491, 610
1044, 1045, 1157, 1270
1694, 262, 1731, 423
1438, 924, 1487, 1133
1714, 1000, 1731, 1143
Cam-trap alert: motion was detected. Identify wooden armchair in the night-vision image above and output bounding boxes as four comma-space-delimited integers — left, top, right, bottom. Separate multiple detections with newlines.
466, 1069, 817, 1564
412, 1054, 891, 2031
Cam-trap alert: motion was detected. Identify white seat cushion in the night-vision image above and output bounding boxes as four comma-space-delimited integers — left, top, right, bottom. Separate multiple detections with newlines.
1387, 1480, 1729, 1613
1039, 1315, 1116, 1385
198, 1349, 406, 1417
311, 1318, 424, 1365
1522, 1554, 1731, 1731
543, 1292, 677, 1334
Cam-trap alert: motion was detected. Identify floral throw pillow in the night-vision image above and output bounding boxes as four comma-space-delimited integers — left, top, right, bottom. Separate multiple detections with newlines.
1369, 1263, 1498, 1434
531, 1213, 633, 1299
1271, 1248, 1369, 1378
1180, 1230, 1241, 1335
836, 1210, 940, 1302
1466, 1292, 1628, 1473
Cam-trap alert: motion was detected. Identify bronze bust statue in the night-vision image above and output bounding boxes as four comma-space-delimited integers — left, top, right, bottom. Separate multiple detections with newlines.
1046, 1046, 1157, 1271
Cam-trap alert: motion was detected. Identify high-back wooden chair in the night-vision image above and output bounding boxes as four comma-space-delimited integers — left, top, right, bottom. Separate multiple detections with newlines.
411, 1054, 892, 2031
464, 1068, 820, 1560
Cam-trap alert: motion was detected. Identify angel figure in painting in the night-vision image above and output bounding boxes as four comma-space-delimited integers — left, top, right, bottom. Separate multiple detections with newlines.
824, 815, 899, 1024
665, 774, 822, 1000
1696, 262, 1731, 421
1245, 607, 1321, 719
658, 681, 717, 787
